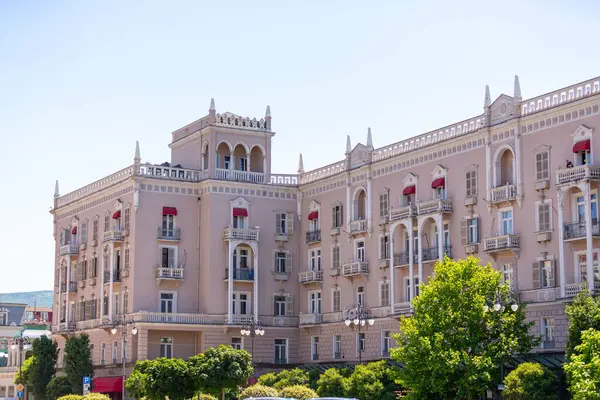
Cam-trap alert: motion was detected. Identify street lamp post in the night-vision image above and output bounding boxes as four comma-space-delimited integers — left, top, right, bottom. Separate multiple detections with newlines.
11, 331, 29, 395
110, 315, 137, 399
483, 288, 519, 399
344, 304, 375, 364
240, 318, 265, 365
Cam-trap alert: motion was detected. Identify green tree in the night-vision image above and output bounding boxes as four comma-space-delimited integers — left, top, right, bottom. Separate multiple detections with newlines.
503, 362, 558, 400
127, 358, 195, 400
344, 361, 399, 400
46, 376, 73, 400
238, 384, 278, 399
391, 256, 539, 399
124, 360, 152, 399
64, 334, 94, 395
14, 355, 35, 385
278, 385, 317, 400
197, 394, 218, 400
189, 345, 253, 400
29, 336, 59, 400
316, 368, 346, 397
565, 291, 600, 359
272, 368, 309, 389
56, 396, 83, 400
564, 328, 600, 399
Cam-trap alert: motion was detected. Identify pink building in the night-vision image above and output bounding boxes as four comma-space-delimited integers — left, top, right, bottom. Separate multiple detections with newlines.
52, 75, 600, 394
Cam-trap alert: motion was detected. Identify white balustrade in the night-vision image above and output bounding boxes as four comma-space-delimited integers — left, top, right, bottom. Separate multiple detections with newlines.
298, 270, 323, 283
215, 168, 265, 183
299, 313, 323, 325
556, 165, 600, 185
139, 164, 208, 182
269, 174, 299, 186
490, 184, 517, 203
341, 261, 369, 276
300, 161, 347, 185
103, 230, 123, 242
390, 205, 416, 221
226, 314, 255, 325
59, 244, 79, 256
483, 234, 520, 252
56, 166, 134, 208
156, 267, 184, 280
349, 219, 368, 233
417, 199, 453, 215
521, 77, 600, 116
131, 312, 223, 325
214, 112, 268, 131
223, 227, 260, 241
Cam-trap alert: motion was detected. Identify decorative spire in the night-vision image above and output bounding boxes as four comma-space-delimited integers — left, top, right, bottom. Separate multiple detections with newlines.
484, 85, 491, 108
513, 75, 522, 100
265, 105, 271, 119
298, 153, 304, 173
346, 135, 352, 154
134, 140, 140, 161
209, 98, 215, 111
54, 180, 60, 199
366, 127, 373, 147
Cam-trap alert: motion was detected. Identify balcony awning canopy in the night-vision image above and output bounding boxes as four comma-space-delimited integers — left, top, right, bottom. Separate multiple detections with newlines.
573, 139, 590, 153
162, 207, 178, 216
308, 211, 319, 220
233, 208, 248, 217
92, 376, 123, 393
403, 185, 416, 195
431, 177, 445, 188
112, 210, 121, 219
71, 226, 77, 235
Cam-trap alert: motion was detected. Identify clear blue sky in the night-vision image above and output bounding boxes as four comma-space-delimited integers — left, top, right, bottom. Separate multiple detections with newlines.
1, 0, 599, 292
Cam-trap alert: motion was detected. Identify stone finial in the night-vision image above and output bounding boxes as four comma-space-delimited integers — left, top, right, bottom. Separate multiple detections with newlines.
265, 105, 271, 119
484, 85, 491, 108
134, 140, 140, 161
513, 75, 522, 100
346, 135, 352, 154
366, 127, 373, 148
54, 180, 60, 199
298, 153, 304, 173
209, 98, 215, 111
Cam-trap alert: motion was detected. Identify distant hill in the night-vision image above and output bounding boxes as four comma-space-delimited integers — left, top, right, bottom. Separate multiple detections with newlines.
0, 291, 53, 308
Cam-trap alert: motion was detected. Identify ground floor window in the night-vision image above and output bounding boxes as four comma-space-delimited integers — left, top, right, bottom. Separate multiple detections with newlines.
160, 337, 173, 358
274, 339, 287, 364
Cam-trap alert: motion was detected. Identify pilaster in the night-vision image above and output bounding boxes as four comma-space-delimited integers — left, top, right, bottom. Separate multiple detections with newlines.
557, 192, 566, 298
584, 182, 595, 294
228, 241, 234, 322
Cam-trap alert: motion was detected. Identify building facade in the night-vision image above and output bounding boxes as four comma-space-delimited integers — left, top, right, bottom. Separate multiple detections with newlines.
51, 75, 600, 390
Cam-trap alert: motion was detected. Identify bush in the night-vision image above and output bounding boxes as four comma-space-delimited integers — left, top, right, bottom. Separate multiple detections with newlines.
256, 372, 278, 387
266, 368, 309, 389
47, 377, 73, 400
196, 394, 218, 400
345, 361, 399, 400
279, 385, 318, 400
238, 384, 279, 399
565, 329, 600, 399
316, 368, 346, 397
83, 394, 111, 400
57, 396, 83, 400
503, 362, 558, 400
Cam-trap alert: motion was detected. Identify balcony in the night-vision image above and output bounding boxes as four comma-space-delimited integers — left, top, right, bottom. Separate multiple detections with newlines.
417, 199, 453, 216
490, 184, 517, 203
393, 252, 418, 267
274, 358, 288, 365
390, 205, 416, 221
157, 227, 181, 241
103, 230, 123, 242
421, 246, 452, 262
557, 164, 600, 185
563, 220, 600, 241
131, 311, 225, 325
299, 313, 323, 326
377, 258, 390, 269
223, 227, 259, 241
156, 267, 184, 281
215, 168, 265, 184
341, 260, 369, 276
306, 230, 321, 244
103, 270, 121, 283
59, 244, 79, 256
56, 322, 76, 333
226, 314, 255, 325
349, 219, 368, 234
298, 270, 323, 284
393, 302, 413, 315
564, 281, 600, 297
483, 234, 520, 254
224, 268, 255, 281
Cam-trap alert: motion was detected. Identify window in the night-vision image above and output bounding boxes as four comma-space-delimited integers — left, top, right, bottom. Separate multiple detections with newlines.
536, 201, 551, 232
124, 248, 130, 270
380, 235, 390, 259
233, 248, 249, 269
357, 333, 366, 353
160, 292, 175, 313
576, 193, 598, 222
123, 207, 130, 231
332, 204, 343, 228
379, 191, 389, 218
380, 282, 390, 306
274, 295, 287, 316
80, 222, 88, 244
275, 212, 294, 235
81, 260, 88, 280
103, 295, 108, 316
93, 220, 98, 241
536, 150, 550, 180
357, 286, 365, 306
161, 247, 176, 268
123, 291, 129, 314
502, 264, 515, 289
162, 214, 175, 238
231, 338, 243, 350
275, 251, 291, 273
91, 256, 98, 278
309, 291, 322, 314
239, 157, 248, 171
381, 330, 391, 356
100, 343, 105, 364
541, 318, 554, 347
274, 339, 287, 364
332, 289, 341, 312
465, 218, 479, 244
160, 337, 173, 358
233, 292, 249, 315
217, 155, 231, 169
333, 335, 342, 359
104, 216, 110, 232
465, 169, 477, 197
404, 278, 420, 301
91, 298, 97, 319
577, 251, 600, 283
309, 249, 322, 271
434, 185, 445, 200
356, 241, 365, 262
501, 210, 513, 235
112, 341, 118, 363
0, 311, 7, 326
332, 245, 340, 269
311, 337, 319, 361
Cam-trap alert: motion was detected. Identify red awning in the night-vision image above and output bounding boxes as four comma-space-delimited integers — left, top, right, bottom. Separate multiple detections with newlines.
431, 177, 445, 189
163, 206, 178, 216
233, 208, 248, 217
71, 227, 77, 235
307, 211, 319, 220
112, 210, 121, 219
573, 139, 591, 153
92, 376, 123, 393
403, 185, 416, 195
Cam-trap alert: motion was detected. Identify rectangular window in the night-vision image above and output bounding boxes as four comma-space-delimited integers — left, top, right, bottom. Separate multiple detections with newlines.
501, 210, 513, 235
468, 218, 479, 244
577, 251, 600, 283
274, 339, 287, 364
332, 204, 343, 228
357, 333, 366, 352
536, 151, 550, 181
232, 215, 247, 229
405, 278, 420, 301
239, 157, 248, 171
274, 295, 287, 316
576, 193, 598, 222
124, 208, 130, 231
382, 330, 391, 355
112, 341, 118, 364
466, 170, 477, 197
502, 264, 514, 289
160, 337, 173, 358
379, 191, 389, 218
356, 241, 365, 262
160, 293, 174, 313
275, 212, 294, 235
537, 201, 551, 232
380, 282, 390, 306
162, 214, 175, 238
124, 248, 130, 270
92, 256, 98, 278
114, 293, 120, 317
81, 260, 88, 280
380, 235, 390, 259
332, 245, 340, 269
311, 337, 319, 360
161, 247, 176, 268
104, 216, 110, 232
541, 260, 554, 288
332, 289, 341, 313
309, 291, 322, 314
93, 220, 98, 241
541, 318, 554, 346
81, 222, 88, 244
100, 343, 105, 364
357, 286, 365, 306
275, 252, 289, 273
231, 338, 243, 350
233, 293, 249, 315
91, 299, 97, 319
310, 249, 322, 271
333, 335, 342, 359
